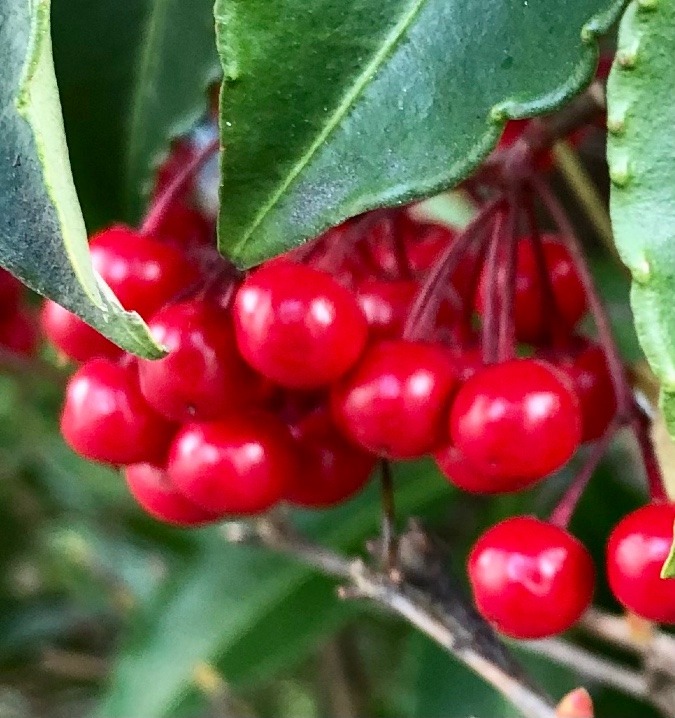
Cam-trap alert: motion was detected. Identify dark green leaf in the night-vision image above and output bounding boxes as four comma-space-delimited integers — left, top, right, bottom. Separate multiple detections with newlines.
216, 0, 625, 267
97, 461, 453, 717
52, 0, 220, 225
0, 0, 161, 357
607, 0, 675, 434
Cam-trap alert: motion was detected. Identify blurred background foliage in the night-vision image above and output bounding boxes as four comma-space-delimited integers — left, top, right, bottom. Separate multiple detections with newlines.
0, 2, 662, 717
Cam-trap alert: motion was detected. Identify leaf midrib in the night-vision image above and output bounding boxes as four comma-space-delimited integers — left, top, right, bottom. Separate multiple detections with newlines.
230, 0, 428, 254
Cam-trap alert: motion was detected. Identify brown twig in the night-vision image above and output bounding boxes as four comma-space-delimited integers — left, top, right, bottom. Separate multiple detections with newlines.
578, 608, 675, 718
519, 637, 648, 700
224, 518, 558, 718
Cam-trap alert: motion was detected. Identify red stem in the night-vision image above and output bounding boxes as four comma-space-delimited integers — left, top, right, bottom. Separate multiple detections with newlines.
403, 198, 503, 341
481, 209, 506, 364
532, 176, 669, 504
141, 137, 219, 236
531, 178, 632, 418
497, 197, 519, 362
460, 239, 490, 344
522, 190, 566, 348
632, 411, 669, 503
549, 422, 618, 528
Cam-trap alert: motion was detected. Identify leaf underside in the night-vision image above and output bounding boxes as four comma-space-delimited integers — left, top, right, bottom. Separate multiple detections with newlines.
607, 0, 675, 440
216, 0, 626, 268
0, 0, 161, 357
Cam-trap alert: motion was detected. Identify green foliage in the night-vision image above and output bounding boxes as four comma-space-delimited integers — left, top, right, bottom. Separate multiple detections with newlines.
216, 0, 625, 267
0, 0, 161, 357
97, 462, 452, 717
52, 0, 220, 226
607, 0, 675, 436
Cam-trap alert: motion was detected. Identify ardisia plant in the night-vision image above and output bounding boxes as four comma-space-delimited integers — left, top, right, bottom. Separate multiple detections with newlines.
41, 71, 673, 657
6, 0, 675, 716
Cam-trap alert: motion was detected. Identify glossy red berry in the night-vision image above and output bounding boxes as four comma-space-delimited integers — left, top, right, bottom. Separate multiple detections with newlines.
61, 358, 174, 465
41, 300, 121, 362
551, 340, 617, 442
355, 279, 417, 339
125, 463, 221, 527
476, 236, 587, 344
167, 413, 297, 515
435, 444, 517, 494
607, 503, 675, 623
138, 300, 253, 422
468, 516, 595, 638
233, 261, 368, 389
90, 225, 196, 319
450, 359, 581, 488
0, 309, 38, 356
331, 340, 457, 459
287, 408, 375, 507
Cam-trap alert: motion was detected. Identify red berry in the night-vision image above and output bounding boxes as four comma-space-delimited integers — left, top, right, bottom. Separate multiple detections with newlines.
468, 516, 595, 638
152, 203, 213, 249
550, 340, 617, 442
167, 413, 297, 515
450, 359, 581, 488
287, 408, 375, 508
138, 300, 253, 422
355, 279, 417, 339
0, 309, 38, 356
90, 225, 196, 319
607, 503, 675, 623
125, 463, 221, 527
475, 236, 587, 344
0, 269, 23, 312
60, 358, 174, 465
331, 340, 457, 459
233, 262, 368, 389
435, 444, 526, 494
41, 300, 121, 362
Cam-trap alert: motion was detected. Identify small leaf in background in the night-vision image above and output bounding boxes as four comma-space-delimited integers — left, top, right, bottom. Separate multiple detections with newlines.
52, 0, 220, 226
607, 0, 675, 434
216, 0, 625, 267
0, 0, 161, 357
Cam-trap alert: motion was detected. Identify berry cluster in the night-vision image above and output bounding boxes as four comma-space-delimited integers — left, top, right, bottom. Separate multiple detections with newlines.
41, 105, 675, 643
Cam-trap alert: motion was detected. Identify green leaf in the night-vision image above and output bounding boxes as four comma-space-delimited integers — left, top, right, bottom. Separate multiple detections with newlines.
52, 0, 220, 225
0, 0, 161, 357
216, 0, 625, 267
97, 461, 453, 717
607, 0, 675, 435
124, 0, 220, 220
410, 633, 513, 718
